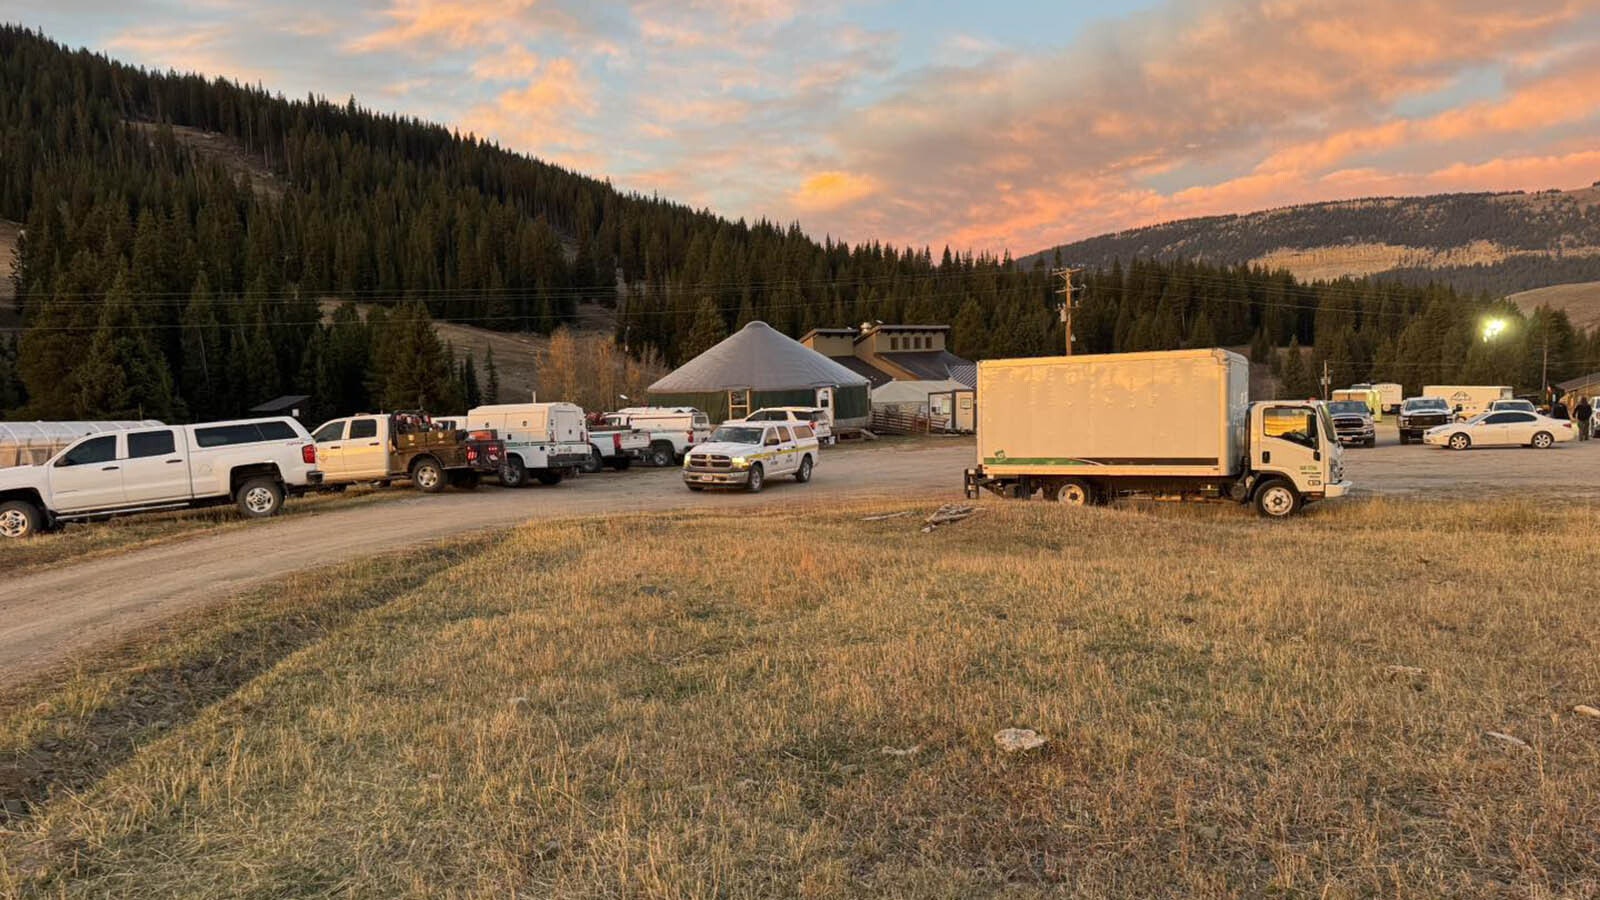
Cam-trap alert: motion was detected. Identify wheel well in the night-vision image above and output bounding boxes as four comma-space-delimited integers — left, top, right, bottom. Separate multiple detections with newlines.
229, 464, 283, 493
409, 454, 441, 473
0, 488, 44, 508
1253, 476, 1294, 498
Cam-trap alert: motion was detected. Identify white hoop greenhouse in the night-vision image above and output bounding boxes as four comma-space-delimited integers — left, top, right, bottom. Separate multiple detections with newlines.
0, 421, 164, 468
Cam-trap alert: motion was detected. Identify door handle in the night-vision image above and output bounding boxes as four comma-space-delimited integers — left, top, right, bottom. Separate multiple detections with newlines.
166, 459, 183, 465
368, 442, 380, 447
102, 465, 120, 471
329, 445, 342, 450
1261, 451, 1271, 464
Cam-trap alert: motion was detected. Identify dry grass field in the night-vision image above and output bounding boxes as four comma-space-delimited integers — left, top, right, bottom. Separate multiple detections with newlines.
3, 497, 1599, 898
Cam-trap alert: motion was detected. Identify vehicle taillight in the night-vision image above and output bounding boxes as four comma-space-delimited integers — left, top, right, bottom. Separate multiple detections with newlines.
302, 444, 317, 465
613, 433, 622, 452
687, 429, 694, 444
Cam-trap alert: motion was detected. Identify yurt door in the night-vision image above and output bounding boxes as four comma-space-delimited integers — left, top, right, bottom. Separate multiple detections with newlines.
814, 388, 834, 426
729, 390, 751, 420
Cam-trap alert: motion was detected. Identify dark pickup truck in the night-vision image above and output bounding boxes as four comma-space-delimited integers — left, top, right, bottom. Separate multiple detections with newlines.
1397, 397, 1452, 445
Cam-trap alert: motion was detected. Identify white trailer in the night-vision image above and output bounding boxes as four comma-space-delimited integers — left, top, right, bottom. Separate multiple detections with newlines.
965, 349, 1350, 517
465, 403, 591, 487
1422, 385, 1514, 420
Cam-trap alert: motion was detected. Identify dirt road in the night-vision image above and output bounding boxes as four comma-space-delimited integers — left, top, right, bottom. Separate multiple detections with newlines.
7, 429, 1599, 680
1, 440, 975, 679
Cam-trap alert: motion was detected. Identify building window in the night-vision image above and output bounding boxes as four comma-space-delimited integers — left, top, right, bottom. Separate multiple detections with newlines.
890, 336, 900, 351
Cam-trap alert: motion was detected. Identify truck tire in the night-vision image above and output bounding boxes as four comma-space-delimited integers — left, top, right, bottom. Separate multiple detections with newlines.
794, 455, 813, 483
500, 458, 529, 488
1253, 480, 1300, 519
1364, 436, 1376, 448
411, 458, 446, 493
535, 470, 564, 486
1532, 431, 1554, 449
0, 499, 43, 539
235, 477, 284, 519
746, 464, 765, 493
1045, 478, 1093, 506
608, 457, 632, 472
582, 448, 604, 474
1447, 433, 1471, 451
450, 470, 482, 490
649, 442, 674, 468
1398, 432, 1409, 445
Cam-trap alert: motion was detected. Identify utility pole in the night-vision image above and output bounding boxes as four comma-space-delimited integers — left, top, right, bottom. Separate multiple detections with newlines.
1321, 360, 1331, 401
1052, 266, 1084, 355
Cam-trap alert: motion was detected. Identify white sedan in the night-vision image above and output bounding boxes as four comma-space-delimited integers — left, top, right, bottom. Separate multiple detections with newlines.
1424, 410, 1576, 450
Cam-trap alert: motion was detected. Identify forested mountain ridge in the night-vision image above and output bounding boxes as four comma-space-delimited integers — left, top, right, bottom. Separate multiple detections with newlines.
0, 26, 1595, 424
1027, 187, 1600, 296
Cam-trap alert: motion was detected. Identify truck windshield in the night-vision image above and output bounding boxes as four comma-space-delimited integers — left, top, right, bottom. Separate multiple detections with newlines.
1404, 399, 1448, 413
711, 426, 763, 444
1327, 402, 1366, 415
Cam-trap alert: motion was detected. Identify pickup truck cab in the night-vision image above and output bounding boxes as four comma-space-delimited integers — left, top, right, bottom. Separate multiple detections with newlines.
682, 422, 819, 493
0, 417, 321, 539
311, 412, 504, 491
605, 407, 712, 467
734, 407, 834, 445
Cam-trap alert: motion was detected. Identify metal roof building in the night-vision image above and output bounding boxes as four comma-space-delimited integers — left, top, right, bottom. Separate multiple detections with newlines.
648, 321, 871, 427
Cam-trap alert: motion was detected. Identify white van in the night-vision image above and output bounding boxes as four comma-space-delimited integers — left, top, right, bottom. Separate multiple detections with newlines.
465, 403, 591, 487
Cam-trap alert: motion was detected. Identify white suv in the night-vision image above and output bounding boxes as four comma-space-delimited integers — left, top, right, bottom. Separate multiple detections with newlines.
682, 422, 820, 492
734, 407, 834, 445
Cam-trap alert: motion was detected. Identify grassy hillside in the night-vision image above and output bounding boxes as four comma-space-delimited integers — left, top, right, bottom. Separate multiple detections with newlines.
1030, 187, 1600, 296
4, 497, 1598, 897
1509, 281, 1600, 334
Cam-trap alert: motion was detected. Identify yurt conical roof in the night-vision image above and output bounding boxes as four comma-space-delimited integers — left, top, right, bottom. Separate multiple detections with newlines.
649, 321, 870, 392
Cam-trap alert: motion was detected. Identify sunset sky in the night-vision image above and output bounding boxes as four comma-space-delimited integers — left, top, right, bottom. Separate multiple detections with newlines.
10, 0, 1600, 254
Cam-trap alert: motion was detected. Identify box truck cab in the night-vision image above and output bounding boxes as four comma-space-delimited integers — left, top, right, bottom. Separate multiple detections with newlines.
963, 349, 1349, 518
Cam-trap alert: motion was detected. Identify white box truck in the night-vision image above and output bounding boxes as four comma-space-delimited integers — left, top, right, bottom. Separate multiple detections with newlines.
1422, 385, 1514, 420
964, 349, 1350, 517
464, 403, 591, 487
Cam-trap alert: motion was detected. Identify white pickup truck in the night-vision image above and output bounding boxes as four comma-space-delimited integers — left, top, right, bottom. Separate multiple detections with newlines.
682, 421, 820, 492
0, 417, 322, 538
604, 407, 713, 467
582, 426, 651, 473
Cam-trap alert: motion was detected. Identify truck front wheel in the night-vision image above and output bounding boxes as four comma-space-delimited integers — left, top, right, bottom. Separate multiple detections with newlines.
0, 500, 43, 539
412, 458, 445, 493
235, 477, 285, 519
1253, 480, 1300, 519
746, 464, 765, 493
649, 442, 674, 468
1045, 479, 1093, 506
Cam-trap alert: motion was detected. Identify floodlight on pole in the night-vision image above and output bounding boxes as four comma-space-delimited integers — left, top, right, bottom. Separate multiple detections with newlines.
1481, 318, 1507, 342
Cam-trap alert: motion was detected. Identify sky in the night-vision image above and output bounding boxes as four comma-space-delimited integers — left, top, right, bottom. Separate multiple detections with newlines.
8, 0, 1600, 255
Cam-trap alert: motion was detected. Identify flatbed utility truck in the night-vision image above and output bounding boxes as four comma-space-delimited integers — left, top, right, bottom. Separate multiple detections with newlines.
311, 412, 505, 492
963, 349, 1350, 518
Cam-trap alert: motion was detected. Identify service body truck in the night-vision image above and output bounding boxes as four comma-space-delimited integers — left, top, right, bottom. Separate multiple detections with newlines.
964, 349, 1349, 518
603, 407, 713, 467
1370, 383, 1403, 414
466, 403, 590, 487
1423, 385, 1513, 420
0, 418, 322, 538
1331, 388, 1384, 422
311, 412, 505, 492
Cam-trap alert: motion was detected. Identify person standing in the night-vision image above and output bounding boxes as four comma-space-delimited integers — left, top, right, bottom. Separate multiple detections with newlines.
1576, 397, 1593, 442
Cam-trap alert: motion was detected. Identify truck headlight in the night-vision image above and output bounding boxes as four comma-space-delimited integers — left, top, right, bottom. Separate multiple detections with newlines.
731, 456, 750, 469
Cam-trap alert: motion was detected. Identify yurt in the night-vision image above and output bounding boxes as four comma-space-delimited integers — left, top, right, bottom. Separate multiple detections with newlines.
0, 421, 165, 468
648, 321, 871, 427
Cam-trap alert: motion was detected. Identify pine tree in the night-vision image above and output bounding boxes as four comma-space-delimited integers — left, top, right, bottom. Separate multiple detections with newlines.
678, 297, 728, 362
462, 354, 482, 409
1277, 338, 1315, 400
179, 271, 225, 419
1187, 313, 1217, 348
372, 303, 452, 410
74, 267, 178, 419
0, 334, 22, 412
1250, 327, 1273, 364
484, 345, 501, 405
